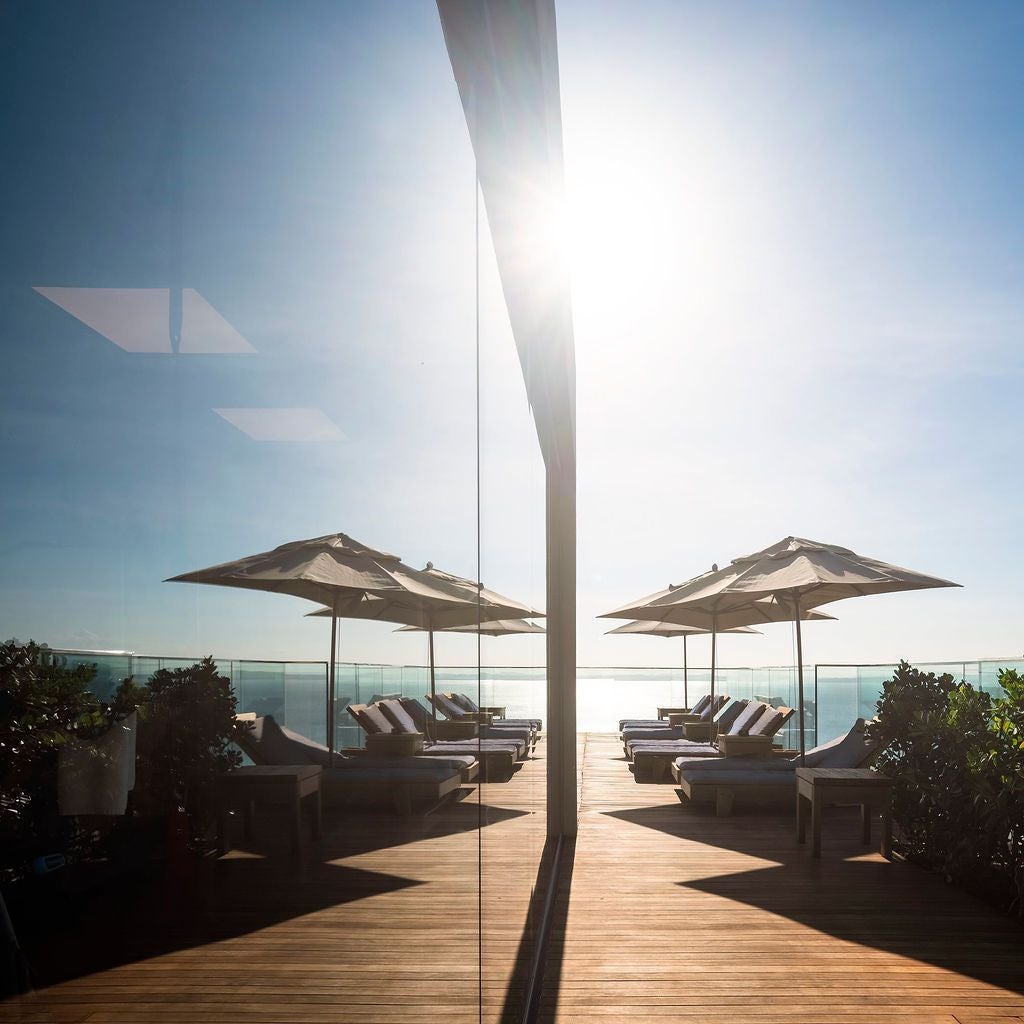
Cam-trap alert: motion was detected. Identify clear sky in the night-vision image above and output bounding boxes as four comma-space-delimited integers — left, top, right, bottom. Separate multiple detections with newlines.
1, 1, 1021, 672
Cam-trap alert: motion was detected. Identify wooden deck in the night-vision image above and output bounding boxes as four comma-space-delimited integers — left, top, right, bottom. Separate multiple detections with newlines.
2, 734, 1023, 1024
0, 752, 547, 1024
539, 733, 1024, 1024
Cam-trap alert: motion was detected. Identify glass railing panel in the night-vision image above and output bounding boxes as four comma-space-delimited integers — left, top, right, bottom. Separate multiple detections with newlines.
282, 662, 327, 750
235, 661, 286, 725
333, 662, 360, 749
50, 651, 133, 702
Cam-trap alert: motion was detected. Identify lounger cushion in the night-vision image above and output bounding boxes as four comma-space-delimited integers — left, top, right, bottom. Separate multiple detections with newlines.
673, 754, 796, 773
452, 693, 478, 712
747, 707, 784, 736
330, 764, 458, 784
252, 715, 316, 765
481, 726, 532, 747
347, 753, 477, 773
379, 699, 419, 734
804, 719, 875, 769
730, 701, 768, 735
631, 741, 717, 754
678, 767, 795, 787
713, 699, 748, 732
622, 726, 682, 743
432, 693, 466, 718
352, 703, 394, 735
618, 719, 664, 731
277, 721, 335, 767
400, 698, 431, 730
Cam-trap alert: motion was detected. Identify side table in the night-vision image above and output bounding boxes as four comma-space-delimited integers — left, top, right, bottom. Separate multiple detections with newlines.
216, 765, 323, 855
796, 768, 893, 859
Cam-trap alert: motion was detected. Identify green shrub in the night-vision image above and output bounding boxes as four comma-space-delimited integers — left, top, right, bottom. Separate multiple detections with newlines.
129, 657, 248, 848
0, 640, 126, 882
0, 645, 248, 875
870, 661, 1024, 917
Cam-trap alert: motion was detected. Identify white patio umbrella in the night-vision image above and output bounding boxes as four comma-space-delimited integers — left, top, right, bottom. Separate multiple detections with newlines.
167, 534, 530, 754
307, 563, 543, 723
602, 590, 836, 744
604, 620, 759, 708
690, 536, 961, 761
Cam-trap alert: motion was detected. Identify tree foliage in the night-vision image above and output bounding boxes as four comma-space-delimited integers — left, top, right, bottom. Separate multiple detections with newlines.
870, 661, 1024, 917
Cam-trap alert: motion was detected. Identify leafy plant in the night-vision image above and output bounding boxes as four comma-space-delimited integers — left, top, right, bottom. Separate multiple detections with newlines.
869, 661, 1024, 917
129, 657, 247, 848
0, 640, 130, 883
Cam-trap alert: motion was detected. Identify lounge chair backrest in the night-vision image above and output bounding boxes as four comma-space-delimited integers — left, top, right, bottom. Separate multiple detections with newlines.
801, 718, 881, 769
379, 699, 419, 734
430, 692, 466, 719
747, 705, 794, 738
729, 701, 768, 736
240, 715, 318, 766
348, 703, 395, 736
454, 693, 480, 712
713, 699, 748, 732
689, 694, 712, 716
400, 697, 431, 730
700, 695, 729, 721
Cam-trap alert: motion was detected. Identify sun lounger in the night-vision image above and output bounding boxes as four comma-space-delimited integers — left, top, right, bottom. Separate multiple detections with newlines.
344, 704, 484, 779
347, 701, 523, 781
384, 698, 526, 781
623, 697, 750, 756
621, 695, 730, 748
427, 693, 536, 749
618, 694, 712, 732
381, 698, 526, 778
626, 700, 766, 759
449, 692, 542, 732
672, 718, 880, 816
236, 715, 469, 814
629, 705, 795, 780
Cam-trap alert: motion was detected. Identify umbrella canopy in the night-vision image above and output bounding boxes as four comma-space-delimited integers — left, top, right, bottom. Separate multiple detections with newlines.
167, 533, 481, 610
604, 621, 759, 638
686, 536, 960, 761
307, 563, 543, 720
395, 618, 545, 636
704, 536, 960, 609
605, 620, 759, 708
167, 533, 529, 754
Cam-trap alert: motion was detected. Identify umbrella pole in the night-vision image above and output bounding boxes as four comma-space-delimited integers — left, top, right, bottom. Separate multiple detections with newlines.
795, 595, 805, 765
710, 618, 717, 746
327, 609, 337, 766
428, 622, 437, 729
683, 634, 688, 710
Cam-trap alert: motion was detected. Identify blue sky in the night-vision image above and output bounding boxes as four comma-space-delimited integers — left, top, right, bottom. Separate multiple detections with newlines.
1, 1, 1021, 671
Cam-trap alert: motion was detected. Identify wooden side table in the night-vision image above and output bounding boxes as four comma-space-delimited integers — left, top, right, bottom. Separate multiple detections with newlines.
796, 768, 893, 859
657, 706, 691, 720
216, 765, 323, 856
668, 713, 703, 728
